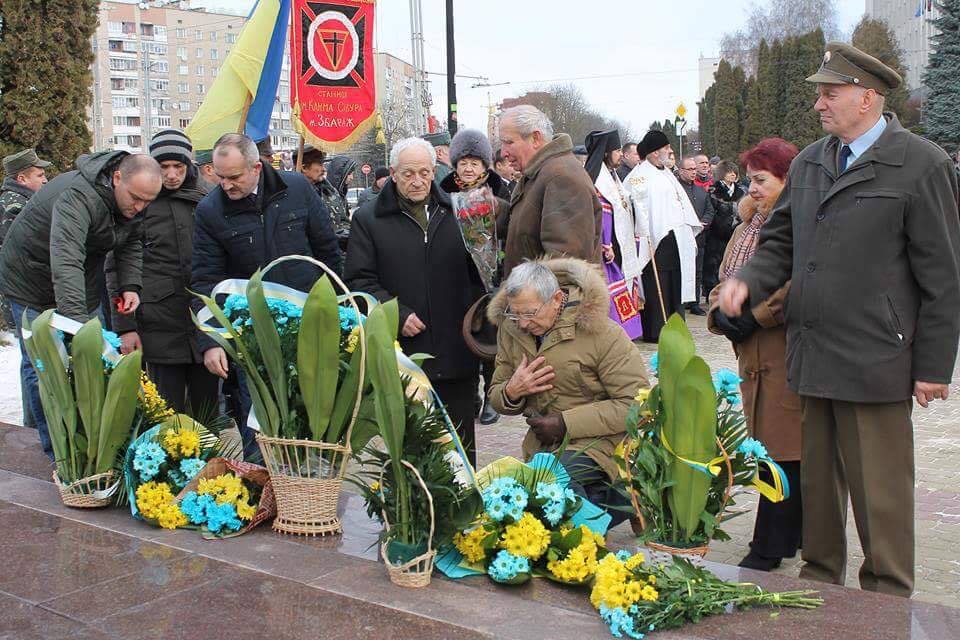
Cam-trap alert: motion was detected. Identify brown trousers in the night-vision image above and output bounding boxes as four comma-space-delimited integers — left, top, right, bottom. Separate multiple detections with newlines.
799, 397, 914, 597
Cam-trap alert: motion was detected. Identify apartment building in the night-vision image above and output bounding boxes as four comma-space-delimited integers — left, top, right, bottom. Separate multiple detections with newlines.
866, 0, 940, 90
91, 0, 298, 154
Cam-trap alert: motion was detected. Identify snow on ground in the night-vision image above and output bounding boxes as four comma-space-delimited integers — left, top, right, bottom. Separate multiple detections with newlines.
0, 332, 24, 425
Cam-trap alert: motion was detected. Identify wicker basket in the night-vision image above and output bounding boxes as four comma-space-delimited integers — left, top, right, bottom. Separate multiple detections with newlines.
380, 459, 436, 588
623, 434, 735, 559
250, 256, 369, 537
257, 435, 349, 536
53, 470, 118, 508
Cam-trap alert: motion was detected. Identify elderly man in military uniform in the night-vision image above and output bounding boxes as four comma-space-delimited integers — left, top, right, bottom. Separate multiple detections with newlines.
422, 131, 453, 183
718, 43, 960, 597
0, 148, 51, 428
0, 149, 51, 251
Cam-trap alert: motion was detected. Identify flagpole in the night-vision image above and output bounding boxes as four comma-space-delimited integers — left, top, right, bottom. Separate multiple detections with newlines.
296, 136, 305, 172
238, 92, 253, 135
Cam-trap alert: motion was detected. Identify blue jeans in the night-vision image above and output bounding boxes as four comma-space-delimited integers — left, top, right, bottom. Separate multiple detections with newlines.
11, 302, 54, 459
559, 450, 631, 528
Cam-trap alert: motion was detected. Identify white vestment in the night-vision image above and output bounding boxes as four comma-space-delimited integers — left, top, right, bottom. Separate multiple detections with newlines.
595, 168, 642, 287
623, 160, 703, 303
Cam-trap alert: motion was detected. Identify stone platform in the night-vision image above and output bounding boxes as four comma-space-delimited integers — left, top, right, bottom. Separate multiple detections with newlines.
2, 423, 957, 639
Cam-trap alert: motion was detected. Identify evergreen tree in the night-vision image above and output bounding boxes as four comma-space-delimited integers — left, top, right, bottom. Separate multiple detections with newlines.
852, 17, 914, 127
711, 60, 744, 160
758, 39, 784, 139
741, 76, 764, 150
780, 29, 825, 150
697, 84, 717, 155
0, 1, 98, 169
924, 0, 960, 152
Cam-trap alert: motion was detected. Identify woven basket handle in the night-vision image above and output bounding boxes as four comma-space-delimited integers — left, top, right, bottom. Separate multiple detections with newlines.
258, 254, 367, 451
378, 458, 436, 554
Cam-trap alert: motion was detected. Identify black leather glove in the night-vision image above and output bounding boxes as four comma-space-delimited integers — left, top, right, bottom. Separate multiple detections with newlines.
526, 413, 567, 446
711, 306, 759, 345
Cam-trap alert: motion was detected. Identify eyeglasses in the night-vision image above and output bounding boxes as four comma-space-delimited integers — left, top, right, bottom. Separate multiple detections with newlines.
503, 301, 548, 322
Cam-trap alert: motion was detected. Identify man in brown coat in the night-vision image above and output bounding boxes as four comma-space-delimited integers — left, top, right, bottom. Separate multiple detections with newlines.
718, 43, 960, 597
498, 106, 601, 277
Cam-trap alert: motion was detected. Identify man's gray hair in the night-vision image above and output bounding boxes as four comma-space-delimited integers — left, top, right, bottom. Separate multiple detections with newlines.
389, 137, 437, 169
503, 261, 561, 303
500, 105, 554, 139
213, 133, 259, 167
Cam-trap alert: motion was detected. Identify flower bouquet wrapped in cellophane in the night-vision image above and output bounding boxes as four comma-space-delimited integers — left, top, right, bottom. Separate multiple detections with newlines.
22, 311, 144, 507
591, 550, 822, 638
615, 315, 789, 557
450, 186, 499, 292
438, 452, 613, 586
124, 413, 231, 529
176, 457, 276, 538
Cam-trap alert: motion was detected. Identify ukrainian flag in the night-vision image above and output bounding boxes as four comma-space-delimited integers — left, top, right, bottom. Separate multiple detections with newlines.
185, 0, 291, 151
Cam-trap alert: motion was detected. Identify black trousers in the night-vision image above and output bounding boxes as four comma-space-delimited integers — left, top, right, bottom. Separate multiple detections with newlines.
749, 460, 803, 559
147, 362, 221, 422
559, 450, 630, 528
432, 376, 478, 467
640, 268, 683, 343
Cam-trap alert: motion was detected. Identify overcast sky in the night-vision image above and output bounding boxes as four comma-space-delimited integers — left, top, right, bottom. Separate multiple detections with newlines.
197, 0, 866, 138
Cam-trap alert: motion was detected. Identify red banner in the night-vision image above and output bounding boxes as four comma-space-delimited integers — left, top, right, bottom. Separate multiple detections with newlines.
290, 0, 377, 151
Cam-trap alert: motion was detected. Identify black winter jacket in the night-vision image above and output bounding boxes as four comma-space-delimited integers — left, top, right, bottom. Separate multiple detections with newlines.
107, 170, 206, 364
191, 162, 342, 351
345, 180, 483, 381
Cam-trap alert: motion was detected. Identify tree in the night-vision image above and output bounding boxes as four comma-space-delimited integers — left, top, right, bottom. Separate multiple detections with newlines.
852, 17, 916, 127
697, 84, 717, 156
711, 60, 745, 160
719, 0, 841, 76
514, 84, 631, 146
741, 77, 763, 150
757, 39, 784, 139
923, 0, 960, 152
780, 29, 825, 150
0, 1, 98, 169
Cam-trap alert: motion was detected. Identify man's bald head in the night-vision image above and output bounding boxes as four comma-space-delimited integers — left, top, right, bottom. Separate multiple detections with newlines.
113, 154, 162, 219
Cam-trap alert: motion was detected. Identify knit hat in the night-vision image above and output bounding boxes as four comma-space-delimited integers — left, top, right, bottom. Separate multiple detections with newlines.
150, 129, 193, 165
449, 128, 493, 168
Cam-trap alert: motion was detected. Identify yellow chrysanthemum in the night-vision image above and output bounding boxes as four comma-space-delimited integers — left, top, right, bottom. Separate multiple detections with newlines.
454, 527, 489, 564
235, 499, 256, 521
140, 373, 175, 422
369, 481, 380, 493
591, 553, 647, 610
624, 552, 645, 570
156, 503, 188, 529
136, 481, 186, 530
345, 326, 361, 353
547, 527, 601, 582
500, 513, 551, 560
641, 584, 659, 601
198, 473, 247, 506
634, 387, 651, 404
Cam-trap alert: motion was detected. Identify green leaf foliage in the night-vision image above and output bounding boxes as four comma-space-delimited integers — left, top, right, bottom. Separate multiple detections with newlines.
298, 276, 340, 441
246, 270, 291, 433
97, 349, 142, 474
71, 319, 105, 476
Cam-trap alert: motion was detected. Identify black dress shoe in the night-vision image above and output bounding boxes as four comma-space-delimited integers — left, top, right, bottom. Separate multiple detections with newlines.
686, 304, 707, 316
738, 551, 782, 572
479, 402, 500, 425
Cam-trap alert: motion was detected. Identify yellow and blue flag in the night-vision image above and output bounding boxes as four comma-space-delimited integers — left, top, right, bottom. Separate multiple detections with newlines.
185, 0, 291, 151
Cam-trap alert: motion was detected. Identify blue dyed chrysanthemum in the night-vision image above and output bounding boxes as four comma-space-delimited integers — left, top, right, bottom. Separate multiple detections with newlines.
649, 353, 658, 376
737, 437, 768, 460
205, 501, 242, 534
712, 368, 742, 401
101, 330, 121, 350
599, 605, 644, 639
179, 457, 206, 481
133, 441, 167, 481
488, 550, 530, 583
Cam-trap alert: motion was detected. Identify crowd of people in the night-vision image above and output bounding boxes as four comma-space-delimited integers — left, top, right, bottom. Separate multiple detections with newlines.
0, 41, 957, 602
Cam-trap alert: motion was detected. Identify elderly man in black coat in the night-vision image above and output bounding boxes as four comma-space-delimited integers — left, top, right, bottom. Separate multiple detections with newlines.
191, 133, 342, 458
345, 137, 484, 464
677, 155, 715, 314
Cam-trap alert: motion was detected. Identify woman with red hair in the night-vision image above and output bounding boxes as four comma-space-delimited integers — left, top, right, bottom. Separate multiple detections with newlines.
708, 137, 801, 571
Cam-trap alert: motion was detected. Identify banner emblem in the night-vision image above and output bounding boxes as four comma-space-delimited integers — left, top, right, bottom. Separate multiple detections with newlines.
308, 11, 359, 80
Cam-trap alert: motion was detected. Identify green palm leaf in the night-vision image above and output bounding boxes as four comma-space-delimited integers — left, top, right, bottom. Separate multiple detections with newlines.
298, 276, 340, 442
97, 349, 142, 474
246, 270, 291, 435
72, 319, 105, 476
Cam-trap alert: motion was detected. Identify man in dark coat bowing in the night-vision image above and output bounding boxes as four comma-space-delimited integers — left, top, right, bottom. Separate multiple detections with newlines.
718, 43, 960, 598
345, 137, 485, 465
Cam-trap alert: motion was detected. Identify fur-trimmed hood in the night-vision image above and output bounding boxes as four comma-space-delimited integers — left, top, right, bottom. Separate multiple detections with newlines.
488, 256, 610, 334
